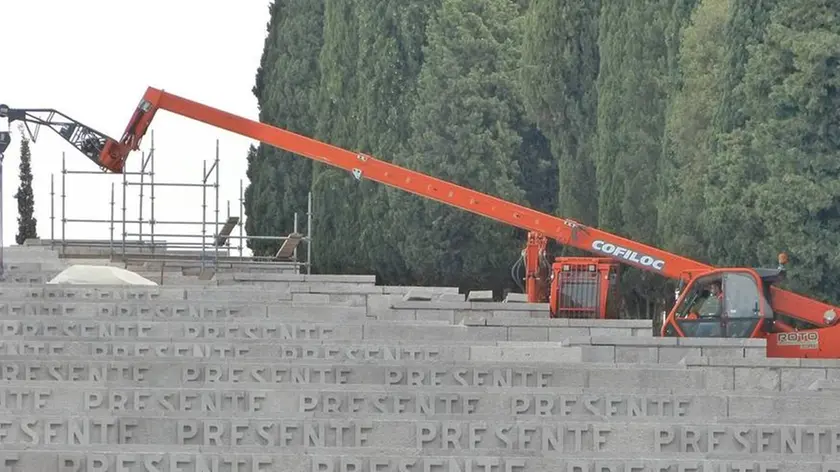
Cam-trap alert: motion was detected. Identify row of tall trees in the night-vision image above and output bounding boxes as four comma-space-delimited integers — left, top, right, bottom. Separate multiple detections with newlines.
244, 0, 840, 315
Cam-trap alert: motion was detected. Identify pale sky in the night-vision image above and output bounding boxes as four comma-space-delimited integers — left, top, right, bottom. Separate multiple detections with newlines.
0, 1, 283, 258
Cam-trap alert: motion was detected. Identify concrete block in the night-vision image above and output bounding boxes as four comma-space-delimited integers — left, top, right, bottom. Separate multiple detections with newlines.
547, 327, 592, 341
402, 288, 434, 301
503, 292, 528, 303
469, 345, 583, 363
415, 309, 455, 323
438, 292, 465, 302
507, 326, 549, 342
381, 285, 460, 294
392, 300, 471, 310
291, 292, 332, 304
614, 346, 659, 363
366, 293, 403, 318
580, 345, 616, 363
363, 323, 508, 343
467, 290, 493, 302
297, 283, 385, 294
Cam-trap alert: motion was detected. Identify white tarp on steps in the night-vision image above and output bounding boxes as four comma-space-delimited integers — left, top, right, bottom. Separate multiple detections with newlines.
47, 265, 158, 286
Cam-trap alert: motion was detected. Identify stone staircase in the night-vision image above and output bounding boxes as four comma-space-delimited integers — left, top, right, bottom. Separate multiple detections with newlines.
0, 246, 838, 471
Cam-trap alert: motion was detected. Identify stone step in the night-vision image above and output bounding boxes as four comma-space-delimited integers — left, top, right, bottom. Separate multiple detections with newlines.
0, 284, 464, 307
4, 382, 839, 420
0, 318, 502, 342
0, 339, 476, 362
0, 348, 834, 393
0, 414, 835, 457
560, 336, 769, 363
0, 344, 585, 365
0, 450, 833, 472
461, 312, 654, 338
0, 334, 795, 368
0, 358, 760, 392
0, 300, 656, 330
0, 272, 384, 286
0, 352, 832, 394
0, 335, 778, 367
0, 303, 370, 321
0, 316, 659, 344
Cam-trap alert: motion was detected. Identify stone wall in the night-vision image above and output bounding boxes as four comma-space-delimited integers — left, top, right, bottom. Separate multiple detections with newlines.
0, 246, 838, 471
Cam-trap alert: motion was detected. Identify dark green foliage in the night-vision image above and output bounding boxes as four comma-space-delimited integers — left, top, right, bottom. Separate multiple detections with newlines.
308, 0, 367, 274
14, 134, 37, 245
712, 0, 778, 135
659, 0, 729, 260
351, 0, 437, 283
243, 0, 840, 311
244, 0, 324, 257
520, 0, 599, 226
704, 0, 840, 302
391, 0, 528, 292
595, 1, 680, 318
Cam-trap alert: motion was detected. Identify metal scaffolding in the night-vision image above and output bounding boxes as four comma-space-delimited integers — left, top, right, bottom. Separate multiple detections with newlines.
49, 131, 313, 274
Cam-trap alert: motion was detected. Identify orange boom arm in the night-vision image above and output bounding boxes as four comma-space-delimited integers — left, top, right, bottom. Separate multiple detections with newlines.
112, 87, 712, 279
15, 85, 838, 357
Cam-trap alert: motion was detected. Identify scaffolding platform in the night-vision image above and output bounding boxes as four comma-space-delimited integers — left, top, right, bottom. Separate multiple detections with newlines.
48, 130, 314, 275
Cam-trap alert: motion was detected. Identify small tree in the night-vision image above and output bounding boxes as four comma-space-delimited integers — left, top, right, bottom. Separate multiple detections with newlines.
14, 131, 37, 245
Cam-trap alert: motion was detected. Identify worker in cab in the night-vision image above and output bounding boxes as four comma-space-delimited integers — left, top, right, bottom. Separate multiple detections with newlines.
685, 281, 724, 335
684, 282, 721, 318
707, 281, 724, 317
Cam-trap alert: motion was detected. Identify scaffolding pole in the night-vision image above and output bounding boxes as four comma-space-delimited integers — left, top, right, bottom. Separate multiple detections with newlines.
150, 130, 156, 249
307, 190, 313, 275
61, 153, 66, 247
138, 151, 145, 241
214, 140, 220, 273
52, 131, 313, 275
239, 179, 244, 258
50, 174, 54, 249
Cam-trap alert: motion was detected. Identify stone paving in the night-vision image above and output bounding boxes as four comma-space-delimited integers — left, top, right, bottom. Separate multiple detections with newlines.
0, 245, 839, 471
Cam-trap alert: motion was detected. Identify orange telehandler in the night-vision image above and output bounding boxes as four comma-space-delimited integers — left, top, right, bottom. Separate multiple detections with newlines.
2, 87, 839, 358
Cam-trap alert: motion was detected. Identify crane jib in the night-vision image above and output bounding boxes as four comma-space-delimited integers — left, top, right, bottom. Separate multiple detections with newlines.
591, 240, 666, 271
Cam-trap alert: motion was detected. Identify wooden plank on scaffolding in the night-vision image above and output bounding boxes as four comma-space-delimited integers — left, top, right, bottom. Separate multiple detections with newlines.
274, 233, 303, 261
214, 216, 240, 246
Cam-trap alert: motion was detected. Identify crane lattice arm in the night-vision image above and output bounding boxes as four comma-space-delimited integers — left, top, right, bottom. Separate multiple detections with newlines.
0, 104, 112, 169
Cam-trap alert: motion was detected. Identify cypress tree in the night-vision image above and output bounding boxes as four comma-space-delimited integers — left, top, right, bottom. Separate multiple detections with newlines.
706, 0, 840, 303
520, 0, 600, 227
711, 0, 778, 135
351, 0, 437, 284
659, 0, 730, 259
14, 134, 38, 245
309, 0, 366, 275
701, 0, 778, 266
244, 0, 324, 257
393, 0, 527, 292
595, 1, 677, 318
